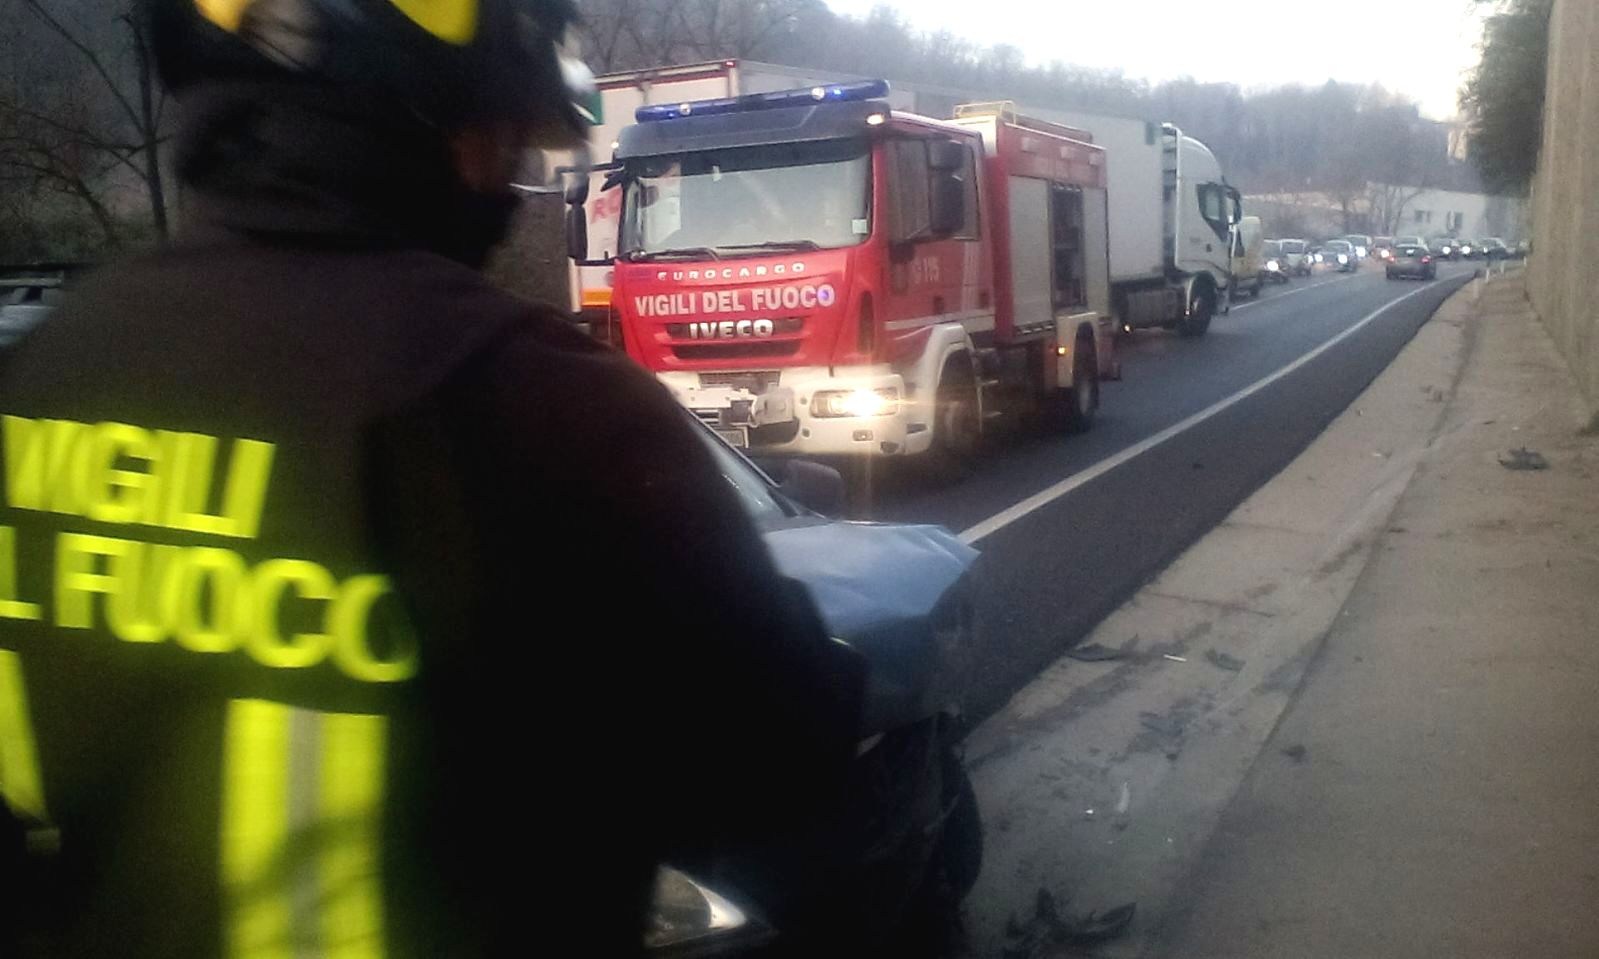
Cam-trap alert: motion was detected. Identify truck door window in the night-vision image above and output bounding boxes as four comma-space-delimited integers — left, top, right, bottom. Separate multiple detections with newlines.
1049, 184, 1086, 308
887, 139, 932, 243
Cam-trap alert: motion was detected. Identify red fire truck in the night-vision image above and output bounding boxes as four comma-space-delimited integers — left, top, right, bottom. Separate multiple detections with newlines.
567, 81, 1118, 466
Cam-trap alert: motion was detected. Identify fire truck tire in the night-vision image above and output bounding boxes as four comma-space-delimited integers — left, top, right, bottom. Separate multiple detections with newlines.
1058, 337, 1099, 434
928, 356, 980, 476
1178, 283, 1214, 338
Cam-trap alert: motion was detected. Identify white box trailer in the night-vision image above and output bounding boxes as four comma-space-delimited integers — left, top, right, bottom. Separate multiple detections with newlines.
1017, 106, 1240, 336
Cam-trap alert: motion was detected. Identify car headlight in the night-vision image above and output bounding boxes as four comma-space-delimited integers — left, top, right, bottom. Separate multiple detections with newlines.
1354, 246, 1368, 258
812, 387, 899, 418
646, 867, 767, 954
1337, 253, 1348, 264
1314, 253, 1324, 262
1266, 259, 1280, 271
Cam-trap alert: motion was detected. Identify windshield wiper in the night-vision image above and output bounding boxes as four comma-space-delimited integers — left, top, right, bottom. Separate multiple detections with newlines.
717, 240, 823, 253
626, 246, 721, 262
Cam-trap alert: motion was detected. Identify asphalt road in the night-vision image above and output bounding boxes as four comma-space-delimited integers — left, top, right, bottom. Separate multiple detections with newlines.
859, 263, 1478, 720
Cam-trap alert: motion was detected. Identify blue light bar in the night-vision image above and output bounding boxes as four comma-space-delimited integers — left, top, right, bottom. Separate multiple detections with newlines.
636, 79, 890, 123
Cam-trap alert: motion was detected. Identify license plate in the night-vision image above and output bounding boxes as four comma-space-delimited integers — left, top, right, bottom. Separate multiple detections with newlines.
715, 427, 750, 449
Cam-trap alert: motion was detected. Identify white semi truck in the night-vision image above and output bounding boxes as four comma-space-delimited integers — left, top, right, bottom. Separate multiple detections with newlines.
993, 106, 1242, 337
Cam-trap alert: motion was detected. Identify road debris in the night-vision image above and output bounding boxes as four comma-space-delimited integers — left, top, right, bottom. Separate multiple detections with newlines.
1205, 649, 1246, 672
1115, 781, 1131, 815
1281, 743, 1308, 763
1066, 642, 1128, 663
1498, 447, 1549, 471
1139, 712, 1187, 739
1003, 889, 1137, 958
1162, 654, 1188, 663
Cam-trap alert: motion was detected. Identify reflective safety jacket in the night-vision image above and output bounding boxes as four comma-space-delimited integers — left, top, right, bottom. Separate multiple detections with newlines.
0, 89, 863, 958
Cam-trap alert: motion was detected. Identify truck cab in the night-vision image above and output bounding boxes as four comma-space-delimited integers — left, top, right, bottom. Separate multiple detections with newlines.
586, 82, 1114, 463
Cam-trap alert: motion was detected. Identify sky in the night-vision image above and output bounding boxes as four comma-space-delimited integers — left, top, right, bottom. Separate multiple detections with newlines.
822, 0, 1490, 121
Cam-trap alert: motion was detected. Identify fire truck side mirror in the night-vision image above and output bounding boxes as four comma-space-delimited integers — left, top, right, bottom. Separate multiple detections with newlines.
565, 204, 589, 262
565, 176, 590, 207
930, 170, 965, 238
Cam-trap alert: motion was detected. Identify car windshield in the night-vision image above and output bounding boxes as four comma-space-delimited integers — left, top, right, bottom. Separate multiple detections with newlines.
621, 139, 872, 258
1280, 240, 1306, 253
1264, 241, 1281, 255
1325, 240, 1351, 251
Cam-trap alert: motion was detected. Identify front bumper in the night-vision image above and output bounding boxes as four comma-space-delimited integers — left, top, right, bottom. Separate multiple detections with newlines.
659, 367, 924, 457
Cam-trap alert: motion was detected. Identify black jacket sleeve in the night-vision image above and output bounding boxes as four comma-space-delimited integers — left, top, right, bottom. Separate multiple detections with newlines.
364, 311, 865, 950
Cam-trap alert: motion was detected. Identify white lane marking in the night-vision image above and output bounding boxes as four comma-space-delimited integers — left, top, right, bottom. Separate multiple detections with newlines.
958, 280, 1446, 544
1230, 274, 1357, 312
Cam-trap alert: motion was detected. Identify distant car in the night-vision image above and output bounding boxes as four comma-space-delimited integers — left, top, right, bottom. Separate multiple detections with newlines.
1372, 237, 1396, 262
1478, 237, 1509, 260
1385, 243, 1436, 280
1261, 240, 1290, 284
1317, 239, 1359, 272
1278, 238, 1313, 276
1343, 234, 1374, 259
1430, 237, 1459, 260
0, 269, 72, 350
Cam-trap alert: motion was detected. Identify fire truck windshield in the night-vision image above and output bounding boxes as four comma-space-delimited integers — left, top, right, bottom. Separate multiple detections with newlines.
621, 139, 871, 260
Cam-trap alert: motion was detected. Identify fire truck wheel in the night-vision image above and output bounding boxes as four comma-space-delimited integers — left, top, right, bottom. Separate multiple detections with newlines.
1178, 284, 1214, 338
928, 356, 981, 476
1058, 338, 1099, 434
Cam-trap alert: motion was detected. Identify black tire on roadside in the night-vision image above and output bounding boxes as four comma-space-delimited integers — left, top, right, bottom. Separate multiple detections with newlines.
1054, 337, 1099, 434
1177, 284, 1213, 337
925, 356, 980, 481
939, 762, 983, 900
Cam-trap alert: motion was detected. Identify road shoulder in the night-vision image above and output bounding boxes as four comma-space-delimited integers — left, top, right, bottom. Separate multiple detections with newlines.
1143, 269, 1599, 958
960, 277, 1481, 956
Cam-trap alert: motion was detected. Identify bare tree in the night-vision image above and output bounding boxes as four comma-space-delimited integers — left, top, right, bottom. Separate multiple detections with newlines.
0, 0, 170, 253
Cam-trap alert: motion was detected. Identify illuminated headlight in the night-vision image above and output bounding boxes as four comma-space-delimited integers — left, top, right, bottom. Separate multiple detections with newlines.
646, 867, 762, 953
812, 388, 899, 418
1354, 246, 1368, 258
1314, 253, 1324, 263
1337, 253, 1349, 264
1266, 259, 1281, 271
1461, 245, 1472, 254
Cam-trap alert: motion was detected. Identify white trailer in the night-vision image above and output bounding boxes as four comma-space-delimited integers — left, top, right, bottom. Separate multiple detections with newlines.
1014, 106, 1241, 337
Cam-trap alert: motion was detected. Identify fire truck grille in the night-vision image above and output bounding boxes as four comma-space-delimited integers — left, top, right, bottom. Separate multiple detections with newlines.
672, 341, 802, 362
698, 370, 781, 393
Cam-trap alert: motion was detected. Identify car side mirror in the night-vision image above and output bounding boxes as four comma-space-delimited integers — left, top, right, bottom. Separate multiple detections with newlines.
771, 459, 846, 515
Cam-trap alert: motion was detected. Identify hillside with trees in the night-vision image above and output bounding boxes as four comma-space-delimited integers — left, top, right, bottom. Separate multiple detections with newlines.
0, 0, 1485, 261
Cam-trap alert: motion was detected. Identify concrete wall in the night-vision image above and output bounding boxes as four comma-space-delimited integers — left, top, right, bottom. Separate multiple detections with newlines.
1528, 0, 1599, 407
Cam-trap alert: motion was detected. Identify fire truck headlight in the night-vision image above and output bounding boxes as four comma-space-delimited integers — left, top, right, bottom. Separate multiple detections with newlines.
813, 388, 899, 418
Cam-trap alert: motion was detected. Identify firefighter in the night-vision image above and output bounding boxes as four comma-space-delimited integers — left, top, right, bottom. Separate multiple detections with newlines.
0, 1, 864, 955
